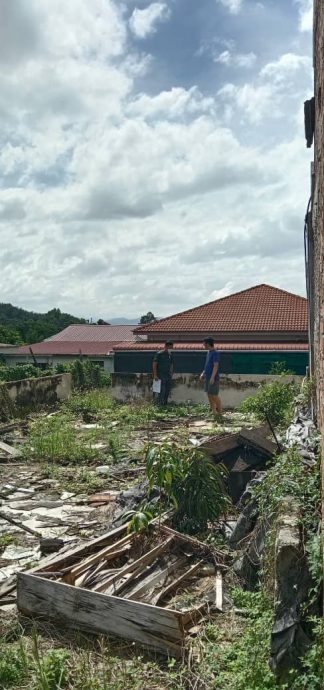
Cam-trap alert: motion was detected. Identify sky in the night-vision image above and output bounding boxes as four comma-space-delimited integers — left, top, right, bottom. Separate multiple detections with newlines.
0, 0, 314, 320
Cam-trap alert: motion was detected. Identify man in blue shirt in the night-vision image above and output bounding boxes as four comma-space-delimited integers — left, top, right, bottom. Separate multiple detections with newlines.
200, 337, 222, 417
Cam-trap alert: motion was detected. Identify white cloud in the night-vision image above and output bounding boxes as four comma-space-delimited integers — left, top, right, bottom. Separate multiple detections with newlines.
296, 0, 313, 32
217, 0, 243, 15
129, 2, 171, 39
215, 50, 256, 68
218, 52, 312, 124
0, 1, 313, 318
127, 86, 215, 119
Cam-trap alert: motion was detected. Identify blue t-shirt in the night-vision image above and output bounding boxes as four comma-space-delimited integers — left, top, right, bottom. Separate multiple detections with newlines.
204, 349, 220, 380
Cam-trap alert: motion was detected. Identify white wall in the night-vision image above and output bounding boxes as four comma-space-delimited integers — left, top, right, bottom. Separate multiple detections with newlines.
111, 373, 302, 409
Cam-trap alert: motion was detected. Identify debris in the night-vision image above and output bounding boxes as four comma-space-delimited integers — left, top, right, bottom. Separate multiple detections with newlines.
0, 440, 22, 458
17, 523, 226, 656
0, 510, 42, 538
40, 537, 65, 556
88, 492, 118, 505
95, 466, 111, 475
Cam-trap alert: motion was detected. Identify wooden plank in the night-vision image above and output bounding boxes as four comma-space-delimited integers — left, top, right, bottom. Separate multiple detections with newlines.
125, 557, 186, 602
17, 573, 184, 656
92, 536, 174, 594
69, 534, 133, 579
0, 511, 42, 538
28, 523, 129, 575
0, 440, 21, 457
154, 559, 204, 606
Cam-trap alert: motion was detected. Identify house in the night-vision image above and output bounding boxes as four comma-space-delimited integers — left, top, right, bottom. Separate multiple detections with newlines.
3, 324, 142, 373
134, 284, 307, 342
113, 285, 309, 407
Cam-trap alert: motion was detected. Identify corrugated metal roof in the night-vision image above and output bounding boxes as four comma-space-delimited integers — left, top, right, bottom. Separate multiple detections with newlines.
15, 341, 122, 356
47, 324, 137, 342
134, 285, 308, 335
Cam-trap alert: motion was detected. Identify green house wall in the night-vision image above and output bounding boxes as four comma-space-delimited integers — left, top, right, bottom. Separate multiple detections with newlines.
114, 350, 309, 376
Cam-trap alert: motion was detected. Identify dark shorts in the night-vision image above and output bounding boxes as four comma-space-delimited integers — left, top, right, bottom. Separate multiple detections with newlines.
205, 378, 220, 396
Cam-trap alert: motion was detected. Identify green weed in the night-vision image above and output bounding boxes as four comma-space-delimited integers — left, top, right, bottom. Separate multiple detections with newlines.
0, 642, 29, 687
239, 376, 297, 427
23, 414, 101, 464
32, 630, 70, 690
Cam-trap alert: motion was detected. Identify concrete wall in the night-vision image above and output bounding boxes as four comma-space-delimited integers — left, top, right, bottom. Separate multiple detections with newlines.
1, 373, 72, 409
111, 373, 302, 409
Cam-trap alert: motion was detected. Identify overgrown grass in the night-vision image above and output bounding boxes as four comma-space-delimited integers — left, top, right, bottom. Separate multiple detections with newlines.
23, 413, 102, 465
199, 590, 277, 690
0, 630, 187, 690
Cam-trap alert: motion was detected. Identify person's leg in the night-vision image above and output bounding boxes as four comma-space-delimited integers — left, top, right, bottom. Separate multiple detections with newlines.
215, 395, 222, 414
207, 393, 213, 411
158, 380, 165, 406
209, 394, 218, 415
164, 378, 172, 405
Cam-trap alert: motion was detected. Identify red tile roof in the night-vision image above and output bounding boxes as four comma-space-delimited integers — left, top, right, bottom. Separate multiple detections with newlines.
134, 285, 308, 335
15, 341, 123, 356
114, 342, 309, 352
47, 324, 138, 342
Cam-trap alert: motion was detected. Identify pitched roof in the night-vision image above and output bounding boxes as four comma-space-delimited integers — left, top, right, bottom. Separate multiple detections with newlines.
15, 341, 123, 356
134, 285, 308, 335
113, 342, 309, 352
47, 324, 137, 342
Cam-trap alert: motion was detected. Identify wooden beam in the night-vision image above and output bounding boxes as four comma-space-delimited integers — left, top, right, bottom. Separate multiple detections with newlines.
17, 573, 184, 656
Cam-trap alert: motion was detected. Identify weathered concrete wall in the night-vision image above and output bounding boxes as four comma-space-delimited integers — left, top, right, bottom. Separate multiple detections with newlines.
111, 373, 302, 409
1, 373, 72, 408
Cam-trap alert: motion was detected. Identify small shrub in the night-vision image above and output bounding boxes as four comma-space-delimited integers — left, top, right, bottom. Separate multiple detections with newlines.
64, 360, 111, 390
239, 377, 297, 427
0, 364, 52, 382
145, 443, 230, 532
173, 452, 230, 533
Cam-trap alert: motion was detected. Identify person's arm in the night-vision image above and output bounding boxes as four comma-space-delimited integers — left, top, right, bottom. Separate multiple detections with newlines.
209, 352, 219, 385
153, 354, 159, 380
170, 355, 174, 377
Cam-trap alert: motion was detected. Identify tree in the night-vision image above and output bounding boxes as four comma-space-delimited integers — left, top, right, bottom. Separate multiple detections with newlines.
140, 311, 157, 324
97, 319, 109, 325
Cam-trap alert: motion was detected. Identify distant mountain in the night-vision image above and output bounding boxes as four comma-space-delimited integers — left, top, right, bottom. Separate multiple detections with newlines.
108, 317, 140, 325
0, 303, 86, 345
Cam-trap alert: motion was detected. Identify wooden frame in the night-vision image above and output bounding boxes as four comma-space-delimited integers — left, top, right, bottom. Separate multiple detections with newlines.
17, 524, 223, 656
